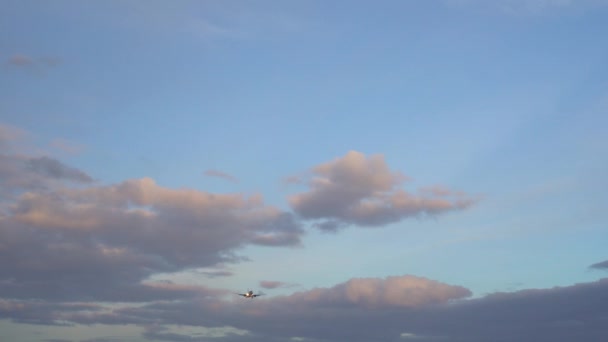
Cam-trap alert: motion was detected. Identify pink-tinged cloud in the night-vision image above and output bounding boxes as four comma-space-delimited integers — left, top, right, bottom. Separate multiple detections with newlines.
204, 169, 239, 183
7, 54, 34, 67
289, 151, 477, 228
2, 176, 302, 303
6, 54, 61, 69
0, 124, 304, 305
281, 275, 471, 308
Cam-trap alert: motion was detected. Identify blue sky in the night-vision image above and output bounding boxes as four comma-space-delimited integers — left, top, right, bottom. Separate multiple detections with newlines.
1, 1, 608, 341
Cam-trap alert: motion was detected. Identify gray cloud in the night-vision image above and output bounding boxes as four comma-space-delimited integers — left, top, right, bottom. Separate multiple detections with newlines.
0, 299, 104, 326
289, 151, 476, 228
204, 169, 239, 183
0, 154, 94, 202
0, 125, 93, 200
26, 156, 93, 183
590, 260, 608, 270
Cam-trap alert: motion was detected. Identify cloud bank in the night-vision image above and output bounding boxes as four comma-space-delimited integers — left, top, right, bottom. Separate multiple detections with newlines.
0, 124, 493, 341
10, 275, 603, 342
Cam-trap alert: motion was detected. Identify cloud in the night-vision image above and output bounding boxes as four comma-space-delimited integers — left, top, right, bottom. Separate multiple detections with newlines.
7, 54, 35, 67
0, 124, 94, 203
446, 0, 608, 15
590, 260, 608, 270
26, 156, 94, 183
259, 281, 298, 289
0, 123, 27, 148
289, 151, 476, 228
198, 270, 235, 278
49, 276, 608, 342
5, 54, 61, 71
204, 169, 239, 183
49, 138, 85, 155
1, 177, 303, 302
282, 175, 303, 185
3, 260, 607, 342
277, 275, 471, 309
0, 154, 94, 202
0, 125, 304, 305
0, 300, 104, 326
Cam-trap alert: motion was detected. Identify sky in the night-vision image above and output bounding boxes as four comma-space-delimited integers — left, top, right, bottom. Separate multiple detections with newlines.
1, 0, 607, 341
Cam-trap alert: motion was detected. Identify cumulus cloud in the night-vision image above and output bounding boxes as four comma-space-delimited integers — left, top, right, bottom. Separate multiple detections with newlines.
204, 169, 239, 183
289, 151, 476, 228
279, 275, 471, 309
589, 260, 608, 270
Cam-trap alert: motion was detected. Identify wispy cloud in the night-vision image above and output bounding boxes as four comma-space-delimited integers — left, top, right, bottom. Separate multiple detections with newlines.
204, 169, 239, 183
49, 138, 85, 155
589, 260, 608, 270
198, 270, 235, 278
7, 54, 35, 67
259, 280, 298, 289
446, 0, 608, 15
289, 151, 477, 229
5, 54, 61, 72
0, 123, 27, 147
26, 156, 93, 183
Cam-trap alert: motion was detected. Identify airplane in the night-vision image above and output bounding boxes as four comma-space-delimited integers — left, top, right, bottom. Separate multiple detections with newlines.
236, 290, 264, 299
